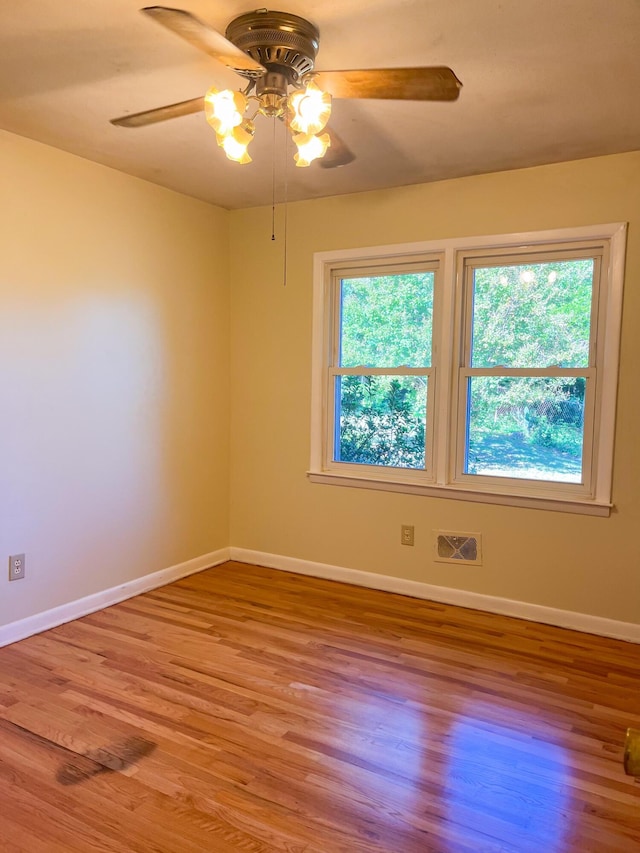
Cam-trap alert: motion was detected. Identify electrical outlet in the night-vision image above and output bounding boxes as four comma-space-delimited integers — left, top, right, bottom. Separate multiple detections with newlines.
401, 525, 415, 546
8, 554, 25, 581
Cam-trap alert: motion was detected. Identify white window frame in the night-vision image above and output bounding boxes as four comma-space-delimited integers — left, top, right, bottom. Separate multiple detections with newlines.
309, 223, 626, 516
450, 244, 603, 500
326, 255, 442, 484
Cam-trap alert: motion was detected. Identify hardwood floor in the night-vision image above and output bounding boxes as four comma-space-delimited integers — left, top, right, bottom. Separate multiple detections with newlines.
0, 561, 639, 852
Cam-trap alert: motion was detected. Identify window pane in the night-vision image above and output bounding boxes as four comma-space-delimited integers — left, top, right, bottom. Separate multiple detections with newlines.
471, 260, 594, 368
335, 375, 427, 469
465, 376, 585, 482
340, 273, 434, 368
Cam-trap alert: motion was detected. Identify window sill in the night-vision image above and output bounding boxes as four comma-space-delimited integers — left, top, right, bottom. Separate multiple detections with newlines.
307, 470, 612, 516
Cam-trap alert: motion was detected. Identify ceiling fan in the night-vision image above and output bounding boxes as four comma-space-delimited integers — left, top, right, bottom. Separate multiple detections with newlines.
111, 6, 462, 168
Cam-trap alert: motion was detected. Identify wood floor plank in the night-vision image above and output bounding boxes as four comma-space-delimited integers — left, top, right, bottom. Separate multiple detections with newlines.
1, 560, 639, 851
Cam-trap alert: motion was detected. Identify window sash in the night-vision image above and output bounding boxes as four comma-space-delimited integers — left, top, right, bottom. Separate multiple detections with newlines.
330, 257, 441, 367
459, 250, 603, 371
452, 369, 596, 497
326, 367, 435, 478
324, 257, 441, 477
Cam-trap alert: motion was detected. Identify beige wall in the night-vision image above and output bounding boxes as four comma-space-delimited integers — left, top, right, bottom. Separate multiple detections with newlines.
0, 131, 230, 626
2, 135, 638, 631
229, 152, 640, 625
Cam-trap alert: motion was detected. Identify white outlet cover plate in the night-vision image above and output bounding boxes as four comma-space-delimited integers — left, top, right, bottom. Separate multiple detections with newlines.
8, 553, 25, 581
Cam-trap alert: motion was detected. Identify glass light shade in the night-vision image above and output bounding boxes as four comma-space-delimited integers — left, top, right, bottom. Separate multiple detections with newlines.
288, 81, 332, 134
216, 122, 255, 164
293, 132, 330, 167
204, 88, 248, 136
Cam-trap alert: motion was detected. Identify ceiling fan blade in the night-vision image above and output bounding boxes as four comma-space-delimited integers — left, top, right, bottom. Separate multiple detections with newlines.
320, 128, 356, 169
111, 96, 205, 128
314, 67, 462, 101
141, 6, 265, 75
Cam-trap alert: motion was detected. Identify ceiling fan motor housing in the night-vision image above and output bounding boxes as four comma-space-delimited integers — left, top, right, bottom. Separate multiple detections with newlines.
226, 9, 320, 97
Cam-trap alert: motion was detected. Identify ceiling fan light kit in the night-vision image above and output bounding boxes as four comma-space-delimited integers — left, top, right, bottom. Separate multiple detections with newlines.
292, 131, 331, 167
199, 10, 334, 166
204, 80, 333, 166
217, 119, 256, 164
111, 6, 462, 170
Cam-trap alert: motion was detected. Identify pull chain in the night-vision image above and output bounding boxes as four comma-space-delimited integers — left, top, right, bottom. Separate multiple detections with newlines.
271, 119, 277, 241
269, 118, 289, 287
283, 128, 289, 287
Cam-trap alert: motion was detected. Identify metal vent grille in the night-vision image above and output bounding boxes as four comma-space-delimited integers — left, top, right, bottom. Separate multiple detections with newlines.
434, 532, 482, 565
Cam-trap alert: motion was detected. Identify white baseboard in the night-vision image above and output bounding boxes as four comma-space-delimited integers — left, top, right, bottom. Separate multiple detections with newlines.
230, 547, 640, 644
0, 548, 230, 648
4, 545, 638, 648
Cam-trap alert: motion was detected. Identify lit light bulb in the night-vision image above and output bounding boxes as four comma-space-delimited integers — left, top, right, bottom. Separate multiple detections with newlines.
293, 132, 331, 167
289, 81, 332, 134
216, 121, 255, 164
520, 270, 535, 284
548, 271, 558, 283
204, 88, 248, 136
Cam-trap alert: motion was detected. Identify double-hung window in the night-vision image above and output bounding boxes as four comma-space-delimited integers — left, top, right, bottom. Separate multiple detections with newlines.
310, 224, 626, 515
331, 257, 440, 477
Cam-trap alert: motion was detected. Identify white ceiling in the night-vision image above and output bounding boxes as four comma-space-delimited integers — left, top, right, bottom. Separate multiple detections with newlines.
1, 1, 639, 210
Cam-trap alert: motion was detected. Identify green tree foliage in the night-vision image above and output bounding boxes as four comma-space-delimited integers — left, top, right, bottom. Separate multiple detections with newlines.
340, 273, 434, 367
471, 260, 593, 368
338, 375, 426, 468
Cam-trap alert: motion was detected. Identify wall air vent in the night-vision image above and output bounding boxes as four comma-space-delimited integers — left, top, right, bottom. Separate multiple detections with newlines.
434, 531, 482, 566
